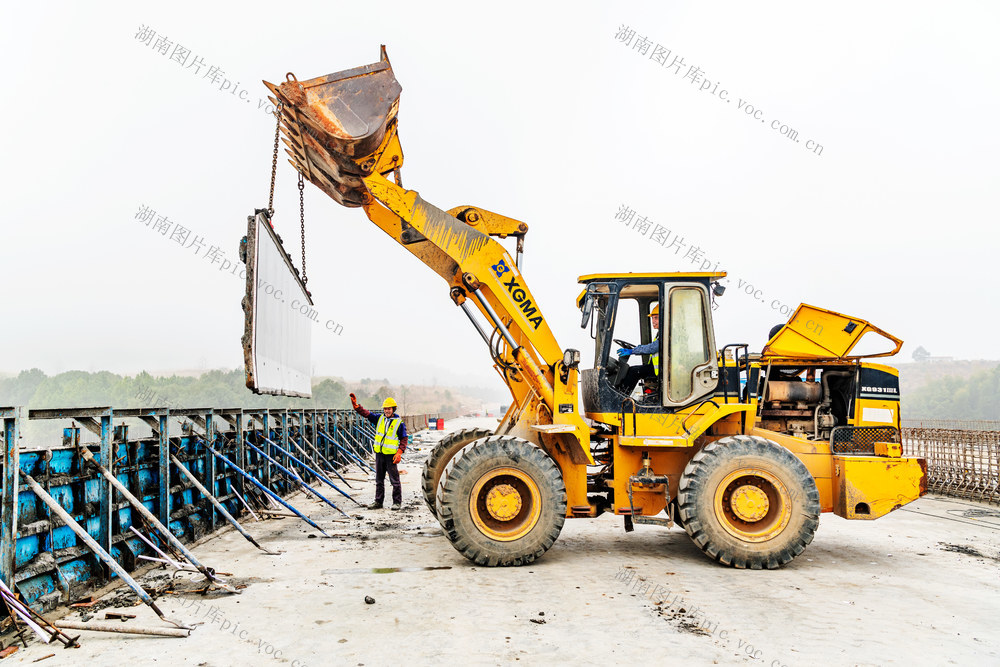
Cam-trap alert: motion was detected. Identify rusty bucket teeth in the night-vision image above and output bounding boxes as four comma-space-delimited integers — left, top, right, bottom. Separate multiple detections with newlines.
264, 46, 401, 208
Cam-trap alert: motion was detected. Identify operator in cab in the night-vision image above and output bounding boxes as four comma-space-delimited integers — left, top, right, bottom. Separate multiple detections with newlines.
351, 394, 407, 510
617, 304, 662, 398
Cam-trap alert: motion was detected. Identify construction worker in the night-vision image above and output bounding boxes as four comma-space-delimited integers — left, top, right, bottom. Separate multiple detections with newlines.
350, 393, 407, 510
617, 304, 661, 397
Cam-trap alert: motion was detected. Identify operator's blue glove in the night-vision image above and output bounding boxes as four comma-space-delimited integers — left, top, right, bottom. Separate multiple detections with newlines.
617, 348, 632, 357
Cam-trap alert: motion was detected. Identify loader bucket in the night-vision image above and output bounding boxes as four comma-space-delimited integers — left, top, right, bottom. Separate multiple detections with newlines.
263, 46, 402, 207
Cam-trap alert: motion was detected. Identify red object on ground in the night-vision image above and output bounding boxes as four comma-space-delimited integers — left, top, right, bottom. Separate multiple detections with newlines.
436, 418, 444, 430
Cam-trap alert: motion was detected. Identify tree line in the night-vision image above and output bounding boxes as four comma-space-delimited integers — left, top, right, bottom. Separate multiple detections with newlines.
903, 363, 1000, 419
0, 368, 358, 411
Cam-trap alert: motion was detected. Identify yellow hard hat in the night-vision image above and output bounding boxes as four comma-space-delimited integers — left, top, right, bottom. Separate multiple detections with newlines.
649, 304, 660, 317
382, 397, 398, 409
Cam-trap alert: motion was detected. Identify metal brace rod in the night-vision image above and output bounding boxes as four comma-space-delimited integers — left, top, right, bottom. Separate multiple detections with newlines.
207, 445, 329, 536
297, 433, 356, 489
0, 581, 79, 647
19, 472, 192, 630
320, 430, 373, 473
307, 439, 355, 486
139, 554, 199, 572
246, 441, 349, 518
169, 454, 279, 555
357, 421, 378, 450
344, 424, 376, 468
323, 429, 371, 473
76, 447, 238, 593
130, 527, 184, 566
232, 488, 261, 521
289, 432, 355, 489
259, 436, 360, 506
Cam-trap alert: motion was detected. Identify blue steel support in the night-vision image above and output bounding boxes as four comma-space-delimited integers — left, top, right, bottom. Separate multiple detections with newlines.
2, 403, 351, 609
259, 435, 358, 505
262, 411, 271, 489
19, 472, 189, 629
1, 407, 21, 587
344, 414, 353, 462
236, 410, 246, 478
295, 410, 306, 480
321, 411, 330, 463
288, 411, 300, 480
362, 420, 376, 456
244, 442, 348, 517
210, 447, 328, 535
158, 411, 170, 526
353, 416, 360, 455
342, 415, 357, 461
328, 412, 336, 464
279, 410, 289, 478
205, 410, 216, 531
310, 410, 318, 463
350, 414, 360, 460
98, 409, 113, 559
334, 413, 342, 464
319, 430, 373, 473
362, 419, 376, 444
344, 415, 353, 457
328, 412, 336, 463
342, 422, 371, 460
296, 420, 346, 484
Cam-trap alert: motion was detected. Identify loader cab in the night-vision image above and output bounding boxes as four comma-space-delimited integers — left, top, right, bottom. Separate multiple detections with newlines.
577, 273, 725, 416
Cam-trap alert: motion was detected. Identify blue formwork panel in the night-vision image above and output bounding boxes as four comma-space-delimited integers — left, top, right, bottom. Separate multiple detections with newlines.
1, 408, 362, 609
52, 524, 76, 551
116, 506, 133, 534
83, 478, 101, 507
59, 557, 94, 590
137, 468, 156, 498
18, 572, 59, 604
48, 450, 75, 475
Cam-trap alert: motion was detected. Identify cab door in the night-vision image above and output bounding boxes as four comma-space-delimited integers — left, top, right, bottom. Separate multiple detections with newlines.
662, 283, 719, 408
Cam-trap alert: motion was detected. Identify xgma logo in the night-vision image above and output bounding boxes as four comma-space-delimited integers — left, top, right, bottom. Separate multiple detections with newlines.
492, 259, 511, 278
491, 259, 543, 330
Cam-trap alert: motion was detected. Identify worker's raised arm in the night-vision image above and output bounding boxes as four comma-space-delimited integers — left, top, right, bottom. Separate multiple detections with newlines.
349, 393, 378, 426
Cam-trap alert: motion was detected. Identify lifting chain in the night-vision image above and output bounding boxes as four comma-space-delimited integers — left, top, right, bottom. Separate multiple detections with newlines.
298, 172, 307, 286
265, 100, 308, 286
267, 102, 283, 217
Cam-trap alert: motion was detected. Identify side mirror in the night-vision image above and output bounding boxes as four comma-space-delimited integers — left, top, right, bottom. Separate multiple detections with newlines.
580, 295, 594, 329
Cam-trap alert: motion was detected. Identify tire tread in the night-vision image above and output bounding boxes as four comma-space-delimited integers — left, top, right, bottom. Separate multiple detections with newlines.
677, 435, 820, 570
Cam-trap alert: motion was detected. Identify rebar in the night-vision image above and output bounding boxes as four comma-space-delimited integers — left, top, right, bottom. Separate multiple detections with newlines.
903, 427, 1000, 504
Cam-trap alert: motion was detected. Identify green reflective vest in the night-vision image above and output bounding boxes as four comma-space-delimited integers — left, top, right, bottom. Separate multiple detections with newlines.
374, 415, 401, 455
652, 336, 660, 377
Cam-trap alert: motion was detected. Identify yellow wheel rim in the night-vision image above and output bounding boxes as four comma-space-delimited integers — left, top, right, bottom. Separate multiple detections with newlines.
469, 467, 541, 541
713, 468, 791, 543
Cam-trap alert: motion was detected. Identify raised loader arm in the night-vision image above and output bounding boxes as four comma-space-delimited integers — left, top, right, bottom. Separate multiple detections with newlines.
264, 48, 593, 471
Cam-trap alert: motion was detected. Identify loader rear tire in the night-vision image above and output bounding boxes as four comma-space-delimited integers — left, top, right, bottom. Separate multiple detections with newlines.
677, 435, 820, 570
436, 436, 566, 567
421, 428, 493, 518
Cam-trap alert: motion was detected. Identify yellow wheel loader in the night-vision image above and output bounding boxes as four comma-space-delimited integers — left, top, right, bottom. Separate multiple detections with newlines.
259, 48, 926, 569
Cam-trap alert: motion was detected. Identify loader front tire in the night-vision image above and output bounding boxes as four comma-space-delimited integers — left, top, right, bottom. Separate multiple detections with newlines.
677, 435, 820, 570
436, 436, 566, 567
421, 428, 493, 518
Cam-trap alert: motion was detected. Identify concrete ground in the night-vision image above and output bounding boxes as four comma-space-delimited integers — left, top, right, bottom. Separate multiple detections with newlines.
6, 417, 999, 666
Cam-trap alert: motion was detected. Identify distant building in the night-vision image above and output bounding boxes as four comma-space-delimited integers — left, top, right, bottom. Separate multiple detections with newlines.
912, 346, 953, 363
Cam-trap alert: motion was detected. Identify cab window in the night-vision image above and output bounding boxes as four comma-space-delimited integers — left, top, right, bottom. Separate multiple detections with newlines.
665, 286, 714, 405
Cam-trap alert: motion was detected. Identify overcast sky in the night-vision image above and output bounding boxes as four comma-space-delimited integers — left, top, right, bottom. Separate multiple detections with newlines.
2, 1, 998, 389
